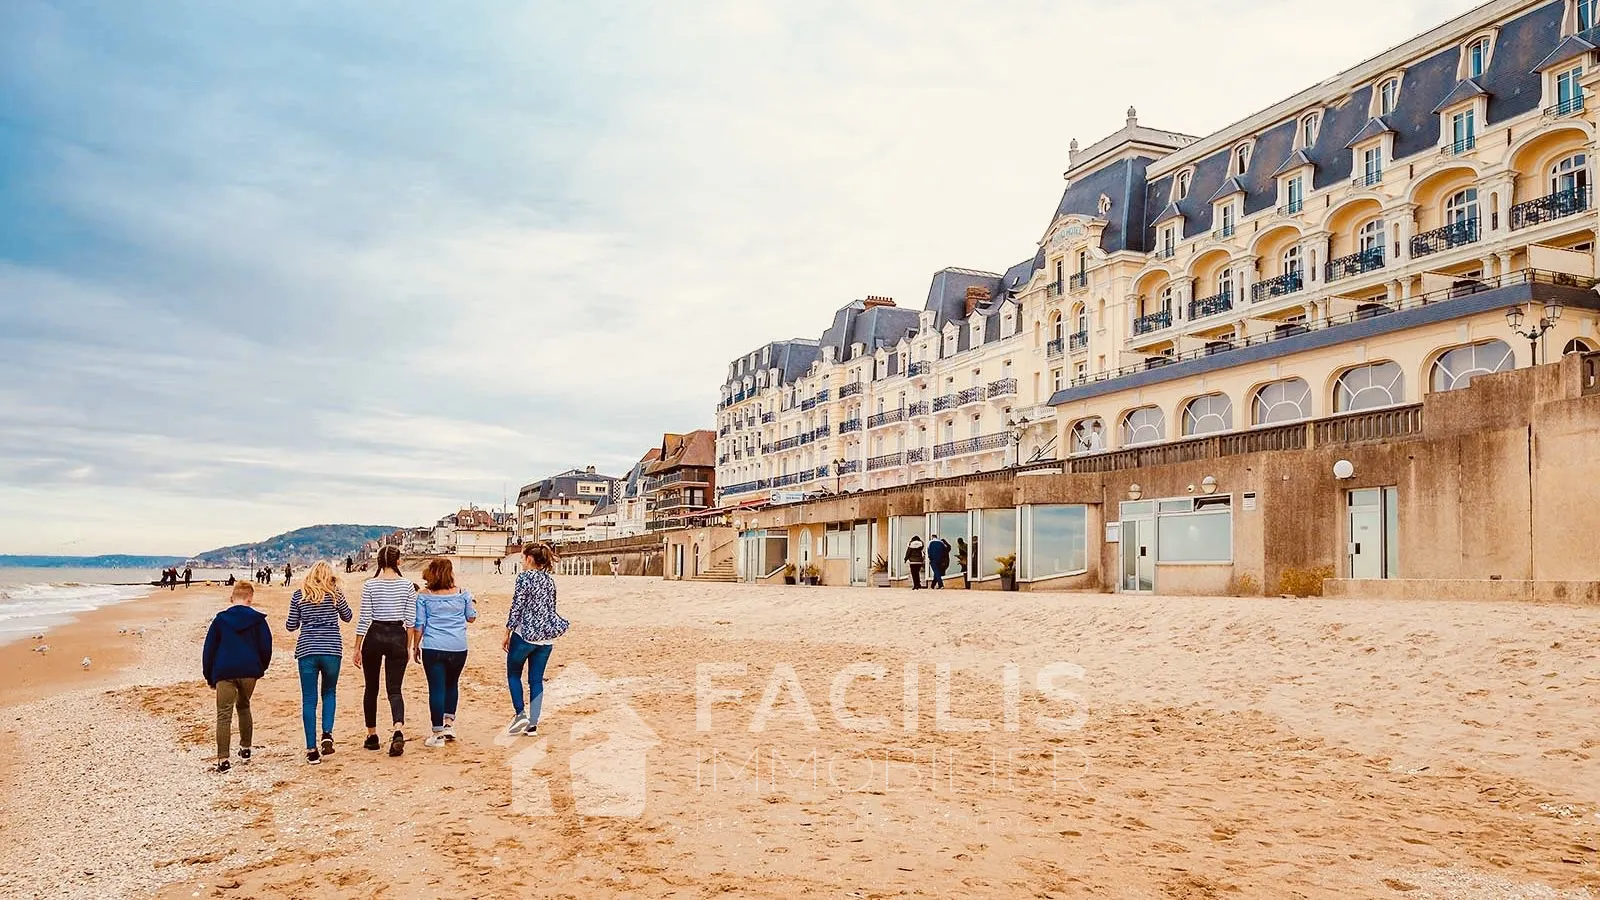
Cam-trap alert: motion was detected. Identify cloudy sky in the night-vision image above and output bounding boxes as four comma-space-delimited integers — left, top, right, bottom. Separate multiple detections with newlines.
1, 0, 1479, 555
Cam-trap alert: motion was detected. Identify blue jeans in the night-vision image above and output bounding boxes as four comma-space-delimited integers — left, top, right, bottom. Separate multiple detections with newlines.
297, 655, 341, 749
422, 649, 468, 730
507, 635, 554, 724
930, 564, 946, 589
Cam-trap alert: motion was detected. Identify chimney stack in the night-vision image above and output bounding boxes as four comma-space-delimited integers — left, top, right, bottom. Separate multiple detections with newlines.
863, 295, 895, 308
964, 286, 991, 318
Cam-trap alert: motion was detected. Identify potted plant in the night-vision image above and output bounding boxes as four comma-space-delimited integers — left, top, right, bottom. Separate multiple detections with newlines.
783, 563, 797, 585
800, 562, 821, 586
996, 554, 1018, 592
870, 555, 890, 588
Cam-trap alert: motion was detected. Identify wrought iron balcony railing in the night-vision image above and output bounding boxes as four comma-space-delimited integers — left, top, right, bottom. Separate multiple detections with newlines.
1511, 186, 1591, 230
907, 401, 930, 417
772, 435, 802, 452
1410, 218, 1479, 258
866, 452, 905, 471
816, 389, 830, 402
1155, 245, 1177, 259
1132, 309, 1172, 335
867, 408, 906, 429
839, 418, 863, 433
1277, 199, 1303, 215
838, 381, 863, 398
1353, 168, 1383, 188
932, 394, 958, 412
721, 478, 770, 496
1547, 94, 1586, 117
957, 386, 985, 405
1445, 134, 1476, 156
1188, 290, 1233, 319
1213, 224, 1235, 240
800, 397, 818, 411
906, 360, 931, 378
1046, 338, 1064, 358
1251, 270, 1304, 303
1068, 271, 1088, 291
761, 412, 775, 424
932, 433, 1009, 460
1046, 282, 1064, 297
906, 447, 928, 463
1325, 247, 1385, 282
986, 378, 1017, 398
1069, 330, 1088, 351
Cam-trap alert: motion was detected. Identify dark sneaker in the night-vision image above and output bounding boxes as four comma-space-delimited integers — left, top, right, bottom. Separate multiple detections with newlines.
321, 733, 334, 756
363, 734, 381, 751
239, 747, 251, 763
215, 760, 231, 773
306, 749, 321, 765
389, 730, 406, 757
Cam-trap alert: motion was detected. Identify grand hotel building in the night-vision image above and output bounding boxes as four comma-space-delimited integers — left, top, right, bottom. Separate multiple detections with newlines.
716, 0, 1600, 506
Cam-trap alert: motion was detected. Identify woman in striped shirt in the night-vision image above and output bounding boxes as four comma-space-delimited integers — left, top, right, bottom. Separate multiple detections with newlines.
355, 546, 417, 757
285, 561, 353, 764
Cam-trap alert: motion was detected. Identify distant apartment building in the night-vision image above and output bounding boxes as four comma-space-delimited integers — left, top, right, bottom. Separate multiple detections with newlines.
582, 449, 660, 540
516, 467, 621, 543
451, 507, 512, 572
643, 431, 717, 530
719, 0, 1600, 503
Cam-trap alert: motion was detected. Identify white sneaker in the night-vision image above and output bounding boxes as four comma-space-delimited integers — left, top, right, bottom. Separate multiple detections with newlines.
506, 713, 530, 736
424, 733, 447, 748
442, 724, 458, 742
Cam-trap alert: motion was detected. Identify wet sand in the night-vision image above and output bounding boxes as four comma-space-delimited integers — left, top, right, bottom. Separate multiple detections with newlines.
2, 573, 1598, 899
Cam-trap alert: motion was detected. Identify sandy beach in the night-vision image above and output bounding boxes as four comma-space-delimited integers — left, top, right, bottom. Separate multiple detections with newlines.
2, 573, 1598, 899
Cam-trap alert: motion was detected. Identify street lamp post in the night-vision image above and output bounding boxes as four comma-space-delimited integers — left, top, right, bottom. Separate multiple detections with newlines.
1005, 415, 1032, 467
1506, 299, 1563, 366
832, 457, 845, 495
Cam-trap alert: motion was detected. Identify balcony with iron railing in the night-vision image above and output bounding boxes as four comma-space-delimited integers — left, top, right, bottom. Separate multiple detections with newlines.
932, 432, 1009, 460
866, 452, 905, 471
721, 478, 770, 496
1069, 330, 1088, 351
1187, 290, 1233, 320
1156, 244, 1177, 259
816, 389, 831, 402
957, 386, 986, 406
1132, 309, 1172, 335
1251, 270, 1304, 303
839, 381, 863, 398
986, 377, 1017, 398
868, 408, 906, 429
761, 412, 776, 424
1511, 186, 1591, 230
718, 426, 730, 436
1326, 247, 1385, 282
1046, 337, 1064, 358
1068, 271, 1088, 291
1547, 94, 1586, 117
800, 396, 818, 411
836, 459, 861, 474
773, 434, 803, 452
907, 360, 931, 378
839, 418, 863, 433
906, 447, 928, 463
770, 472, 802, 489
932, 394, 958, 412
1410, 218, 1479, 258
1445, 133, 1476, 156
1352, 168, 1383, 188
1213, 223, 1235, 240
908, 401, 930, 417
1277, 198, 1303, 216
1046, 282, 1064, 297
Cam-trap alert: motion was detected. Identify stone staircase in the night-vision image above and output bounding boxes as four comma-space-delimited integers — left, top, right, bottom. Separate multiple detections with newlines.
691, 559, 738, 583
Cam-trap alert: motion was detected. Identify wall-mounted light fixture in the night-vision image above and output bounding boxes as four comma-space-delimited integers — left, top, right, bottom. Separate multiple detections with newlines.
1127, 483, 1143, 500
1200, 475, 1217, 494
1333, 459, 1355, 480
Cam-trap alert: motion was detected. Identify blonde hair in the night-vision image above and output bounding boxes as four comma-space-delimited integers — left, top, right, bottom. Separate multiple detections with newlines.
299, 561, 340, 604
229, 582, 255, 603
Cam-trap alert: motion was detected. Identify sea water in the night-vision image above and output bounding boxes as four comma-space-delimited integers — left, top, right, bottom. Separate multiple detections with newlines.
0, 567, 245, 643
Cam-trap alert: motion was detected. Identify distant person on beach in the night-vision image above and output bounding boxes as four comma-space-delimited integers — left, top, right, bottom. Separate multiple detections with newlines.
504, 542, 568, 738
413, 558, 477, 748
904, 536, 926, 590
168, 567, 178, 591
345, 556, 354, 574
927, 534, 950, 590
225, 574, 235, 586
356, 546, 416, 757
493, 557, 502, 574
956, 538, 970, 589
202, 582, 272, 773
285, 562, 352, 765
183, 567, 193, 589
611, 555, 619, 579
284, 563, 293, 584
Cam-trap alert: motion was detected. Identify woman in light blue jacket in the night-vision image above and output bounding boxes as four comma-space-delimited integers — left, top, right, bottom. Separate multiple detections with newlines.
412, 558, 477, 748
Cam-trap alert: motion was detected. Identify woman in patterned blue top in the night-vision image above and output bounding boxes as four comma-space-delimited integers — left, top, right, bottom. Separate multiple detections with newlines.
285, 561, 352, 764
503, 542, 569, 737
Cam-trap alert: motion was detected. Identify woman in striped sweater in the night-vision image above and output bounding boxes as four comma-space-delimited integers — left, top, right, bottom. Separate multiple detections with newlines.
355, 546, 416, 757
285, 561, 353, 764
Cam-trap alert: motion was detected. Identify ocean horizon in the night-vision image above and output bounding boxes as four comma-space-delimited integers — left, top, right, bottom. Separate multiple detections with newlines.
0, 567, 249, 644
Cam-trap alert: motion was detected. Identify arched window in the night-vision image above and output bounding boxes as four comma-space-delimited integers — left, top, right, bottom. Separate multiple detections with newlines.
1430, 340, 1514, 392
1380, 78, 1400, 116
1552, 153, 1588, 196
1176, 170, 1192, 200
1445, 188, 1479, 225
1334, 361, 1406, 412
1233, 143, 1252, 176
1182, 393, 1234, 436
1251, 378, 1312, 425
1049, 311, 1063, 341
1301, 114, 1319, 148
1070, 417, 1106, 454
1074, 304, 1087, 335
1358, 218, 1386, 254
1159, 284, 1175, 314
1465, 37, 1490, 79
1282, 245, 1302, 277
1564, 338, 1596, 354
1217, 268, 1234, 300
1121, 406, 1166, 446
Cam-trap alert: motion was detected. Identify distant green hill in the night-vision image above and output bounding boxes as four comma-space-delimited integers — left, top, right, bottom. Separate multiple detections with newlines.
0, 554, 187, 569
192, 524, 400, 566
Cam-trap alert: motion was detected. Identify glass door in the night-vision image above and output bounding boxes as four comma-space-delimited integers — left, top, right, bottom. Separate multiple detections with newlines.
1347, 488, 1399, 578
851, 522, 871, 585
1118, 501, 1155, 592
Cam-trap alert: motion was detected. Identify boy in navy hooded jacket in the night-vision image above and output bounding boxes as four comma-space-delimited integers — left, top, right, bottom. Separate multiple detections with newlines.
202, 582, 273, 772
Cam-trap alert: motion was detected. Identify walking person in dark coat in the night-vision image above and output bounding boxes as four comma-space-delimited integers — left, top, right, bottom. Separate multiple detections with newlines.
927, 534, 951, 590
183, 566, 193, 589
202, 582, 273, 773
904, 536, 926, 590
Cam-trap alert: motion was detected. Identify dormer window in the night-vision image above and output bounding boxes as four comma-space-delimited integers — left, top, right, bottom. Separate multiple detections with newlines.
1581, 0, 1597, 31
1217, 201, 1237, 238
1175, 170, 1192, 200
1284, 174, 1304, 214
1554, 65, 1587, 116
1300, 114, 1319, 148
1449, 109, 1476, 154
1380, 78, 1400, 115
1233, 143, 1252, 176
1159, 225, 1177, 257
1464, 36, 1491, 79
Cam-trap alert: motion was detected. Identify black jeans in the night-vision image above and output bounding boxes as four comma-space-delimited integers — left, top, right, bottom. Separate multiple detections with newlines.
362, 621, 409, 728
422, 649, 468, 730
910, 564, 924, 589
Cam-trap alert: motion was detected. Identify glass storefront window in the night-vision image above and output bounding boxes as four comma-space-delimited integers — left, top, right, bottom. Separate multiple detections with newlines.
1021, 505, 1088, 581
977, 509, 1017, 579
